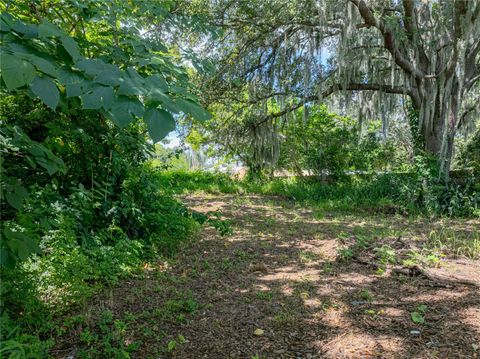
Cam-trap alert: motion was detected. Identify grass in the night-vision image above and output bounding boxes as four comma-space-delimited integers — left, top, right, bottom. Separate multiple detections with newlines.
255, 291, 274, 301
157, 169, 480, 218
427, 229, 480, 259
298, 250, 322, 264
45, 183, 478, 357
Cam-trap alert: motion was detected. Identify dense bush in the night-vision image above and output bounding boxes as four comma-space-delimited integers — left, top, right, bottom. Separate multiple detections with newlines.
157, 168, 479, 217
1, 162, 201, 356
157, 170, 241, 195
279, 105, 401, 179
0, 99, 202, 356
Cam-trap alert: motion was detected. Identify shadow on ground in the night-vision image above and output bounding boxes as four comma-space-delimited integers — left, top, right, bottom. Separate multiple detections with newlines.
53, 194, 480, 359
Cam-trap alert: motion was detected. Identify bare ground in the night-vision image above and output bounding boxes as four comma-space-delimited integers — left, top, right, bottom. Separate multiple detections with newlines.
55, 194, 480, 359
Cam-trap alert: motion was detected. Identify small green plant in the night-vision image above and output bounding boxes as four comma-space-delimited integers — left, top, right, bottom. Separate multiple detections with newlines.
235, 250, 256, 261
428, 229, 480, 259
162, 294, 201, 323
321, 299, 340, 311
220, 258, 234, 270
424, 253, 441, 267
402, 250, 421, 267
299, 250, 322, 263
273, 310, 295, 326
75, 310, 140, 357
255, 291, 274, 301
359, 289, 374, 302
338, 248, 354, 261
322, 262, 334, 274
410, 304, 427, 324
374, 245, 396, 265
167, 340, 177, 352
167, 334, 187, 352
355, 235, 372, 250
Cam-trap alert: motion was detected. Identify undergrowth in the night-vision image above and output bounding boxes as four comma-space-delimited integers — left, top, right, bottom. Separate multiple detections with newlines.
0, 165, 235, 357
157, 169, 480, 218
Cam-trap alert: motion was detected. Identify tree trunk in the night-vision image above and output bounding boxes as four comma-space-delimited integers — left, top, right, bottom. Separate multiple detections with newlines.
417, 78, 460, 180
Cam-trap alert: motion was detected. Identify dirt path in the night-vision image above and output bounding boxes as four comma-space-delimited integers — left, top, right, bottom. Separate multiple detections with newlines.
58, 194, 480, 358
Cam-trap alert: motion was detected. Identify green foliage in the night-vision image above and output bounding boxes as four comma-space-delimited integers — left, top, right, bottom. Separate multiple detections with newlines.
0, 9, 209, 142
157, 170, 241, 194
150, 145, 190, 171
0, 164, 202, 356
457, 129, 480, 173
0, 3, 215, 356
397, 155, 480, 216
280, 106, 398, 179
338, 248, 354, 261
158, 169, 479, 217
373, 245, 396, 265
427, 229, 480, 259
410, 304, 428, 325
75, 311, 140, 358
358, 290, 374, 302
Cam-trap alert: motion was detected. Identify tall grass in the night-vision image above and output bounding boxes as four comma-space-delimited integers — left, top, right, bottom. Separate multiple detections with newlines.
157, 170, 479, 217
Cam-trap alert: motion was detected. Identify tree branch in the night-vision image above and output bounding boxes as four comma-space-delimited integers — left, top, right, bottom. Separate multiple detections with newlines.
402, 0, 429, 72
254, 82, 411, 127
350, 0, 425, 80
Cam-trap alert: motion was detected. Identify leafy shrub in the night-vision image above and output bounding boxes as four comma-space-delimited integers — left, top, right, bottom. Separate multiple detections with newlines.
156, 169, 479, 217
279, 105, 401, 179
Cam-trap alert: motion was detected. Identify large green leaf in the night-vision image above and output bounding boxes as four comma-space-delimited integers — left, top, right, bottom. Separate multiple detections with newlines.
61, 36, 81, 61
37, 20, 64, 38
108, 96, 144, 128
95, 64, 122, 86
176, 98, 211, 121
28, 55, 59, 77
0, 13, 14, 32
76, 59, 107, 76
144, 107, 176, 142
8, 16, 38, 38
147, 88, 172, 104
3, 228, 41, 263
66, 79, 91, 98
5, 183, 28, 210
145, 74, 168, 91
58, 68, 90, 97
0, 53, 36, 90
118, 67, 146, 96
81, 85, 114, 110
30, 76, 59, 111
58, 68, 84, 85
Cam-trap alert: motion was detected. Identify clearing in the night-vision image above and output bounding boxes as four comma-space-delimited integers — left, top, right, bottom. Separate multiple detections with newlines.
55, 194, 480, 358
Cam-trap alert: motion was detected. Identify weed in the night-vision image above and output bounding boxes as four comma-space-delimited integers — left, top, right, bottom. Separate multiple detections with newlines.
321, 299, 340, 311
220, 258, 234, 270
75, 310, 140, 358
299, 251, 322, 264
322, 262, 334, 274
364, 309, 385, 317
411, 304, 427, 324
374, 245, 396, 265
235, 250, 256, 261
359, 289, 374, 302
402, 249, 443, 268
355, 235, 373, 250
255, 291, 274, 301
273, 310, 296, 326
427, 229, 480, 259
338, 248, 354, 261
167, 334, 187, 352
